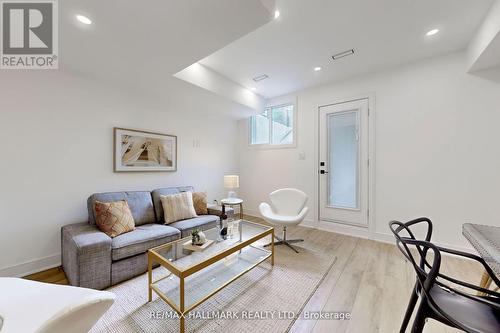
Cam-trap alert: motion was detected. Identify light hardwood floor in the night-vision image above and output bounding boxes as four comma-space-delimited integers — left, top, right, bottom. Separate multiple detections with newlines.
24, 266, 68, 285
26, 215, 482, 333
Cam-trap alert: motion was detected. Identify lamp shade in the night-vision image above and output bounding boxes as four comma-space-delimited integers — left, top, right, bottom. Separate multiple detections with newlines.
224, 175, 239, 189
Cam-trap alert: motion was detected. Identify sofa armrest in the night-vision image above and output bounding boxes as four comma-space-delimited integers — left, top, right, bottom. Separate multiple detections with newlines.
61, 223, 112, 290
207, 204, 234, 219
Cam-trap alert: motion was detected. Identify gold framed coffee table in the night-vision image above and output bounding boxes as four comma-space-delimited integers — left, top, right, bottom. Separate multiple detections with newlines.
148, 220, 274, 333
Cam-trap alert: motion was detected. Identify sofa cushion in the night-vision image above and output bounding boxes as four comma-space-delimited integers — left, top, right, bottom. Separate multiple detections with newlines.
111, 224, 180, 261
160, 192, 198, 224
94, 200, 135, 238
192, 192, 208, 215
169, 215, 219, 238
152, 186, 194, 223
88, 191, 155, 226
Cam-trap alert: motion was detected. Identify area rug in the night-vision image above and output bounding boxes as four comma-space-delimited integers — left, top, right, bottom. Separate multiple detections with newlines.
91, 240, 337, 333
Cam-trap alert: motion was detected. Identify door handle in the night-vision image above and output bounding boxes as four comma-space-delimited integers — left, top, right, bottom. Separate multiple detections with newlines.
320, 170, 329, 174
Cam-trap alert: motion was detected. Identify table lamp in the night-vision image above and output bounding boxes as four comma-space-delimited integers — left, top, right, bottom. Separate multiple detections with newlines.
224, 175, 239, 199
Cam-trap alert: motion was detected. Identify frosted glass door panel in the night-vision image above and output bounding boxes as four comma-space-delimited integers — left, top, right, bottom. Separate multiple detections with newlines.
328, 111, 359, 209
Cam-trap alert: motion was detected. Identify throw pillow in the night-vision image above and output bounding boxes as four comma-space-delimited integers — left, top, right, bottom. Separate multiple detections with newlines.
192, 192, 208, 215
94, 200, 135, 238
161, 191, 198, 224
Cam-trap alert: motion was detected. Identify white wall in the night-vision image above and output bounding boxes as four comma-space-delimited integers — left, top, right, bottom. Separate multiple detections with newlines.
468, 0, 500, 71
239, 51, 500, 250
0, 71, 239, 276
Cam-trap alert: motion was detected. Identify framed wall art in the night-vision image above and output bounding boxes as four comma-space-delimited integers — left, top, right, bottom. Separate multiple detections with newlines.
114, 128, 177, 172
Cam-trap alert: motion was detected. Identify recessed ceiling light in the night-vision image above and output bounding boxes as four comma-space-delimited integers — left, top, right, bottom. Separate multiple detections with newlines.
314, 66, 322, 72
250, 87, 256, 91
426, 29, 439, 37
274, 10, 280, 19
76, 14, 92, 25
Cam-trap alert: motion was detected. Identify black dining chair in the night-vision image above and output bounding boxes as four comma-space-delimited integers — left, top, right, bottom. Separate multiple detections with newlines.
389, 218, 500, 333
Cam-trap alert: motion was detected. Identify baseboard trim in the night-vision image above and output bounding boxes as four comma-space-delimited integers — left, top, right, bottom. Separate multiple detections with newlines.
243, 210, 474, 254
0, 253, 61, 277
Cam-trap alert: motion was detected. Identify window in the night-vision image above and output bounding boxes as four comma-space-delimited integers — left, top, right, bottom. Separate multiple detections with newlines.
250, 109, 270, 145
250, 104, 295, 146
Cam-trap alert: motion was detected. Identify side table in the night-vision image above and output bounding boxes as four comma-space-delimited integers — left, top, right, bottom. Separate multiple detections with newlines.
221, 198, 243, 220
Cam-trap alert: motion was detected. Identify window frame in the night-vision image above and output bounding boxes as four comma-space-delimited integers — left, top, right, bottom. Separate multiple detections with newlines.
248, 102, 297, 149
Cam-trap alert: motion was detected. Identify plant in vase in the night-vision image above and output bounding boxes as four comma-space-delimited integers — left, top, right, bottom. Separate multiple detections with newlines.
191, 228, 207, 246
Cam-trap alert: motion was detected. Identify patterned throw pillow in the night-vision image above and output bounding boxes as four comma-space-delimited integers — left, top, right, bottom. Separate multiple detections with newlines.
161, 192, 198, 224
192, 192, 208, 215
94, 200, 135, 238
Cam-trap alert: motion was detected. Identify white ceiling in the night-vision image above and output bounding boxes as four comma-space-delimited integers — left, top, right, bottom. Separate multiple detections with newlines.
199, 0, 495, 99
56, 0, 272, 115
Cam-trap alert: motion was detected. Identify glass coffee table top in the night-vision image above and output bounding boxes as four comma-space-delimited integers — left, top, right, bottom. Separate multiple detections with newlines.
149, 219, 273, 311
152, 220, 271, 271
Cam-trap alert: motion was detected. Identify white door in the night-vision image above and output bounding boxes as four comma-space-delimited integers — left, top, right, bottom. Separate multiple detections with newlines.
319, 99, 369, 227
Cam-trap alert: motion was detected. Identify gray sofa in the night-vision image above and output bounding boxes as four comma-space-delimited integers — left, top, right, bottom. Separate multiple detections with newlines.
61, 186, 233, 290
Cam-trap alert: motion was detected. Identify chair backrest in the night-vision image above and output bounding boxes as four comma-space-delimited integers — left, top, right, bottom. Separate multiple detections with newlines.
38, 296, 115, 333
389, 218, 438, 290
269, 188, 308, 216
388, 218, 460, 325
389, 218, 497, 332
0, 278, 115, 333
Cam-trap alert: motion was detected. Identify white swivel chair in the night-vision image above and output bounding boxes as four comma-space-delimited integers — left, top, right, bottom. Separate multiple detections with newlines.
0, 277, 115, 333
259, 188, 309, 253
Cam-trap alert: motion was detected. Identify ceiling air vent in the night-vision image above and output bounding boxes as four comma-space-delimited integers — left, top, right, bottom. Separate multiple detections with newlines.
253, 74, 269, 82
332, 49, 355, 60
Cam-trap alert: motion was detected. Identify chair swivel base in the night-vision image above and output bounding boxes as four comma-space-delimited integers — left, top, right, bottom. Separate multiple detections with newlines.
264, 235, 304, 253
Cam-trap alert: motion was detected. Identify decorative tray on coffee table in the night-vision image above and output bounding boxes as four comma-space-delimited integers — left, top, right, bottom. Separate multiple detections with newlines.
182, 239, 214, 252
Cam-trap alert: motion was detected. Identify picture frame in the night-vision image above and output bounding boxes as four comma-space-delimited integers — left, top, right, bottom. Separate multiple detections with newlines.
114, 127, 177, 172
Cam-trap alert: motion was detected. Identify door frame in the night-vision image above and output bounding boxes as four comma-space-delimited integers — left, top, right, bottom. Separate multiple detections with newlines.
316, 93, 376, 236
